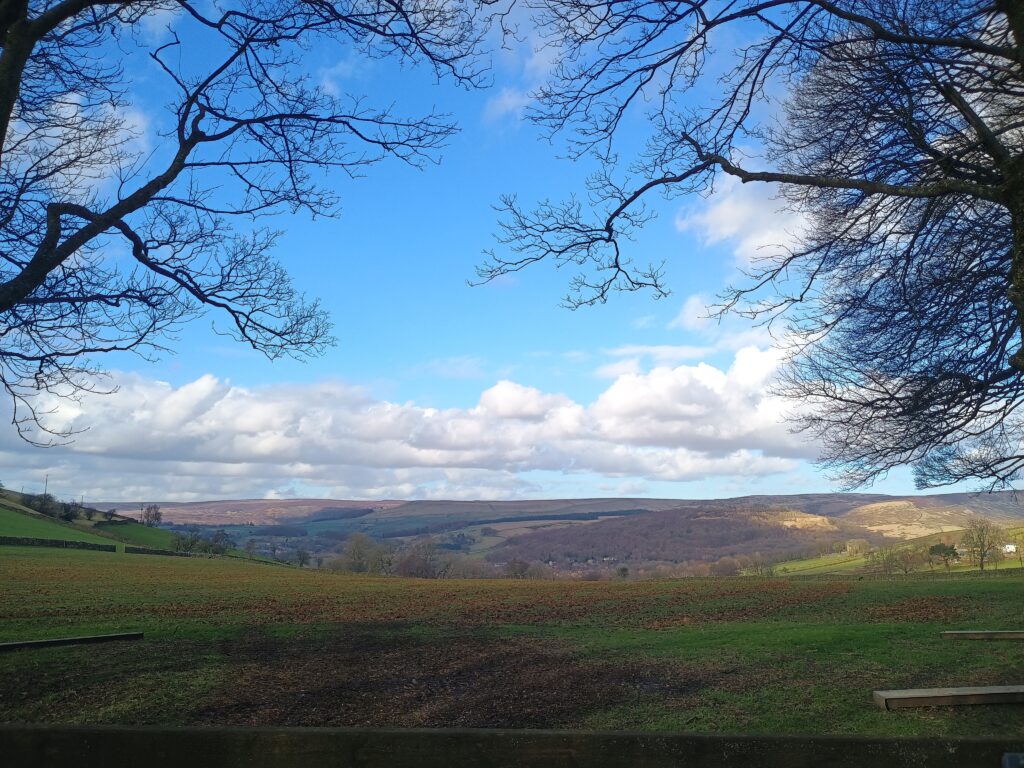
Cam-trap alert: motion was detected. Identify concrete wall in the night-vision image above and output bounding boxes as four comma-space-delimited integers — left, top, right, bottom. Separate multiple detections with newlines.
1, 725, 1021, 768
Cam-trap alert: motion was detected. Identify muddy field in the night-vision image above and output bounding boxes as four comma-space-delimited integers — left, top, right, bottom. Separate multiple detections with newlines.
1, 547, 1023, 736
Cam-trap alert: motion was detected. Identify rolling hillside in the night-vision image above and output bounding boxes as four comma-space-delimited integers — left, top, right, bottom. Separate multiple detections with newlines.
0, 504, 114, 547
74, 489, 1024, 573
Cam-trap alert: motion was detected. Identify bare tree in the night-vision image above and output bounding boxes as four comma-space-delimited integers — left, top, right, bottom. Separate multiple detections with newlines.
340, 532, 374, 573
0, 0, 486, 441
959, 517, 1005, 570
484, 0, 1024, 489
868, 545, 899, 576
140, 503, 161, 527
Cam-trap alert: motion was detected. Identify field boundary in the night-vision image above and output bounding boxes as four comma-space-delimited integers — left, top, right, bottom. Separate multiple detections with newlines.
1, 725, 1022, 768
124, 545, 188, 557
0, 536, 115, 552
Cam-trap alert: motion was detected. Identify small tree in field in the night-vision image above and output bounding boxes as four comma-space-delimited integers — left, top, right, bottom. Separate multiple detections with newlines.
172, 529, 202, 554
960, 518, 1005, 571
209, 529, 234, 555
868, 546, 899, 575
83, 507, 95, 521
895, 547, 928, 575
505, 559, 530, 579
104, 509, 116, 522
296, 549, 310, 568
929, 543, 959, 572
711, 556, 740, 577
140, 504, 162, 527
340, 533, 374, 573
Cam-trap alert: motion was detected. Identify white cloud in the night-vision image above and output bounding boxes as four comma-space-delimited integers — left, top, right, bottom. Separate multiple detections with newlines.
669, 294, 712, 331
483, 87, 532, 123
631, 314, 657, 330
666, 292, 778, 352
595, 358, 641, 379
604, 344, 714, 365
409, 355, 490, 380
137, 4, 182, 42
675, 177, 807, 265
2, 350, 815, 501
524, 39, 561, 82
320, 54, 370, 97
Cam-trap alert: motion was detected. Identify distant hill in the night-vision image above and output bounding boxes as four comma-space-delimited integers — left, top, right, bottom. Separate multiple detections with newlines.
481, 493, 1024, 570
86, 498, 406, 526
84, 493, 902, 527
80, 490, 1024, 572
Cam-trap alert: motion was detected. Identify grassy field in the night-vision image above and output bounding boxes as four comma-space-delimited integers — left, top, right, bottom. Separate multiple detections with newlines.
0, 496, 267, 560
93, 519, 179, 549
773, 526, 1024, 576
2, 546, 1023, 735
0, 505, 115, 547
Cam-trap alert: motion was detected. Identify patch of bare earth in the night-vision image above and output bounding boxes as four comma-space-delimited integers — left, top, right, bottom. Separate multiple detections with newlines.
866, 596, 964, 623
194, 625, 711, 728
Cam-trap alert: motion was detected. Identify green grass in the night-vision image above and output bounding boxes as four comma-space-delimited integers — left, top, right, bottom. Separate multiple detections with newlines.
2, 546, 1024, 735
774, 552, 870, 574
93, 519, 178, 549
0, 504, 115, 547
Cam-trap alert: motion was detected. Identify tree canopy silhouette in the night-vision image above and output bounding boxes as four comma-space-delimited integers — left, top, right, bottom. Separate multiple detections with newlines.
0, 0, 483, 441
482, 0, 1024, 489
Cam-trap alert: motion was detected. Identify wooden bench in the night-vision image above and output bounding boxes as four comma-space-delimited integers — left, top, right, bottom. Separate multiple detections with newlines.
874, 686, 1024, 710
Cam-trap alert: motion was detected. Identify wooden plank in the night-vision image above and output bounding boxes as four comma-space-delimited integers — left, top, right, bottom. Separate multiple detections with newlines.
942, 630, 1024, 640
874, 686, 1024, 710
0, 632, 143, 653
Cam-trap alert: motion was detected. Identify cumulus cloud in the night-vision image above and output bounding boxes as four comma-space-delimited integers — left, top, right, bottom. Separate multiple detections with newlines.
1, 349, 815, 500
675, 177, 807, 265
669, 294, 712, 331
666, 292, 778, 352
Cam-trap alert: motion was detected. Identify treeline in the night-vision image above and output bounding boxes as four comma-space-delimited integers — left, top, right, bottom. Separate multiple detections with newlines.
488, 508, 876, 569
169, 528, 239, 555
15, 491, 114, 524
380, 509, 649, 539
325, 534, 556, 579
11, 490, 167, 528
865, 520, 1024, 575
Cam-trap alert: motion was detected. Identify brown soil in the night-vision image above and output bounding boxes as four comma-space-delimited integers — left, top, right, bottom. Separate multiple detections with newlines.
193, 624, 711, 728
866, 596, 964, 623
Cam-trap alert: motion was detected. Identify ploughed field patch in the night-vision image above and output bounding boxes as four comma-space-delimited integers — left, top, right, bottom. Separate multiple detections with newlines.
2, 548, 1024, 736
195, 625, 714, 728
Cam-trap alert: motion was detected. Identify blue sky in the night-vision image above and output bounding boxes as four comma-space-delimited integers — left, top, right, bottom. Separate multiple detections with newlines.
0, 11, 973, 502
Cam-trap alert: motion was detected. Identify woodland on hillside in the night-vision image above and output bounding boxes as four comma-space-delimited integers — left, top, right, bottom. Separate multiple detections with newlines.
488, 508, 882, 570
